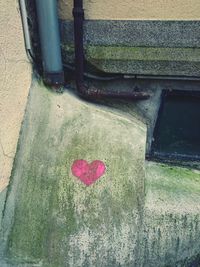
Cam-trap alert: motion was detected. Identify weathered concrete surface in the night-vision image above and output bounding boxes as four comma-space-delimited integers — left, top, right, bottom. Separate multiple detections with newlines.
1, 80, 146, 266
62, 44, 200, 77
58, 0, 200, 20
86, 78, 200, 155
60, 20, 200, 77
0, 80, 199, 266
0, 0, 31, 194
86, 46, 200, 76
143, 162, 200, 267
60, 20, 200, 48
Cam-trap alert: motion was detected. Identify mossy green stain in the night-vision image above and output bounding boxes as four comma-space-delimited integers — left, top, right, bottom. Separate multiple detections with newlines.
146, 163, 200, 197
2, 81, 200, 267
3, 81, 145, 266
61, 44, 200, 62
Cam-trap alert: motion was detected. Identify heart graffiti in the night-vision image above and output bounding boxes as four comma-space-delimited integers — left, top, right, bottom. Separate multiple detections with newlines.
71, 160, 106, 186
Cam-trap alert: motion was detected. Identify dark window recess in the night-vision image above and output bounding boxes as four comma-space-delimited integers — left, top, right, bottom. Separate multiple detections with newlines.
150, 90, 200, 162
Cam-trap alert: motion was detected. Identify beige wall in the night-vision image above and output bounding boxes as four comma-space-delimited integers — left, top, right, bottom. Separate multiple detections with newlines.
59, 0, 200, 20
0, 0, 31, 192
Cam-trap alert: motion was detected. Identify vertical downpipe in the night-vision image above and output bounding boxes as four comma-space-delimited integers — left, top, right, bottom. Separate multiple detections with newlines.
73, 0, 85, 95
35, 0, 64, 87
72, 0, 150, 100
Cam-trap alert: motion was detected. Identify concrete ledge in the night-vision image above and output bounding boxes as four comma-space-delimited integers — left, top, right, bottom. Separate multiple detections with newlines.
62, 44, 200, 76
60, 20, 200, 48
86, 46, 200, 62
60, 20, 200, 76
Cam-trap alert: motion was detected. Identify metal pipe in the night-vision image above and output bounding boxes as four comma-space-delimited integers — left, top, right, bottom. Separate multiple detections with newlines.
19, 0, 118, 82
35, 0, 64, 86
73, 0, 150, 100
73, 0, 85, 96
63, 63, 123, 81
136, 74, 200, 81
19, 0, 32, 51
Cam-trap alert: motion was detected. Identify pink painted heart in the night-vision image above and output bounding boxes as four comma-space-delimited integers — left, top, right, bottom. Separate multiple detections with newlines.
71, 160, 106, 186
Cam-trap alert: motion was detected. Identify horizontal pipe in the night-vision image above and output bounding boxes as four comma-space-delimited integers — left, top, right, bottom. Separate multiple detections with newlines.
80, 86, 150, 100
63, 63, 123, 81
136, 74, 200, 81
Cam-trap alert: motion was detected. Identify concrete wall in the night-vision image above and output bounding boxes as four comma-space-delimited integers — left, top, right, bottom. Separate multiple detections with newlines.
0, 0, 31, 194
1, 80, 200, 267
0, 1, 199, 266
59, 0, 200, 20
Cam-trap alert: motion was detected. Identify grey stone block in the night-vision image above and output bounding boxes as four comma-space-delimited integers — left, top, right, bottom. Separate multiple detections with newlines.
60, 20, 200, 48
60, 20, 200, 77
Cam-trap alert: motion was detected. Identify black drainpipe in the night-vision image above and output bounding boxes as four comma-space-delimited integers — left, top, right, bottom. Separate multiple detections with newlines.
73, 0, 150, 100
73, 0, 85, 96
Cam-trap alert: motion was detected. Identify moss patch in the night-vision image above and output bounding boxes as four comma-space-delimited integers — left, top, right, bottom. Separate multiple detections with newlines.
61, 44, 200, 76
62, 44, 200, 62
146, 162, 200, 197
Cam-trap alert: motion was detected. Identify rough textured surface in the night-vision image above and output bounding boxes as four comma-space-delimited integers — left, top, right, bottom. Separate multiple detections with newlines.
1, 1, 200, 264
0, 1, 31, 264
60, 20, 200, 48
0, 0, 31, 194
62, 44, 200, 77
0, 80, 199, 266
60, 20, 200, 77
143, 162, 200, 266
58, 0, 200, 20
85, 46, 200, 77
1, 80, 146, 266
